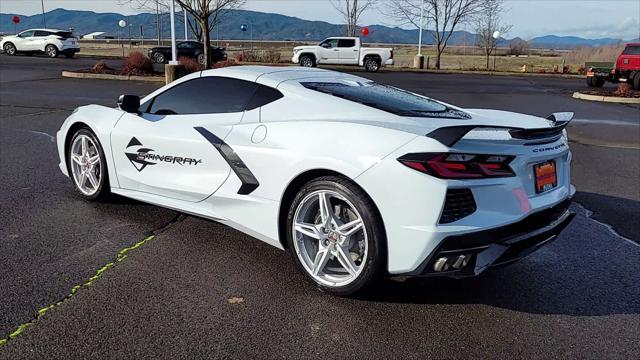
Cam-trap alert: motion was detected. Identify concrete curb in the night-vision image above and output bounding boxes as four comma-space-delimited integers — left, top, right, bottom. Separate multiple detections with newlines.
61, 71, 165, 82
572, 91, 640, 104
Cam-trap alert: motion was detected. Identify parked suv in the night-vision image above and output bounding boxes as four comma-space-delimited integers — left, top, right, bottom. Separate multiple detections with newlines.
1, 29, 80, 58
586, 43, 640, 89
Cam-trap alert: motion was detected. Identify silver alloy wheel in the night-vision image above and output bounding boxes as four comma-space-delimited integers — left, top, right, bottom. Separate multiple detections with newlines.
292, 190, 368, 287
154, 52, 165, 63
46, 45, 57, 58
197, 53, 205, 65
300, 56, 313, 67
70, 135, 102, 196
4, 43, 16, 55
365, 58, 379, 72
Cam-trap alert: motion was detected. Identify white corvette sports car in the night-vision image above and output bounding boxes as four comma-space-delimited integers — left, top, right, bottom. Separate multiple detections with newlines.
56, 66, 575, 295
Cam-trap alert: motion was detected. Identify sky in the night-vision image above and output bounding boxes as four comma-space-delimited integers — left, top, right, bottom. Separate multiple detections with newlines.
1, 0, 639, 40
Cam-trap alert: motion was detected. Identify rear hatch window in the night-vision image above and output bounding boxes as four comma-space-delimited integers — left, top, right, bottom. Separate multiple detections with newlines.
301, 80, 470, 119
622, 46, 640, 55
55, 31, 75, 39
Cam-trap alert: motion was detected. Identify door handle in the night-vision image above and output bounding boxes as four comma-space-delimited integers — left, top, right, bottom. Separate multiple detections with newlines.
333, 49, 339, 51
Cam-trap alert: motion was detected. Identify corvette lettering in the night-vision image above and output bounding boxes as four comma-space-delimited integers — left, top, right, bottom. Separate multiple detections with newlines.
125, 137, 202, 172
532, 143, 567, 153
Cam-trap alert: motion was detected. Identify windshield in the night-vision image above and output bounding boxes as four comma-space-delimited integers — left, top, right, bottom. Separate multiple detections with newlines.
301, 81, 470, 119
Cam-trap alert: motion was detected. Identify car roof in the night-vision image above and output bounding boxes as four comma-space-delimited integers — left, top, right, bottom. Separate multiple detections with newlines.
22, 28, 67, 33
200, 65, 368, 87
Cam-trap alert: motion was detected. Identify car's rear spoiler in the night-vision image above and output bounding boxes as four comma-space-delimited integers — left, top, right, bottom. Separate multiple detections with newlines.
426, 112, 573, 147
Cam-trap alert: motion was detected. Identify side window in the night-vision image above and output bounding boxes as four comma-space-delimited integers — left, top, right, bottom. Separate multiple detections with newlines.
246, 84, 283, 110
338, 39, 356, 48
147, 77, 258, 115
320, 39, 339, 48
622, 46, 640, 55
34, 31, 49, 37
18, 31, 34, 38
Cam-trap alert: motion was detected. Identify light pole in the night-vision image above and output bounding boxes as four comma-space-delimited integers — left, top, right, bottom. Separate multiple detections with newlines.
414, 0, 425, 69
184, 8, 188, 41
41, 0, 46, 27
492, 30, 500, 71
168, 0, 178, 65
118, 20, 127, 57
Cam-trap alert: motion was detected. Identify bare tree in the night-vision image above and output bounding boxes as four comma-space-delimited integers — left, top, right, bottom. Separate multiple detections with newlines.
382, 0, 482, 69
123, 0, 244, 67
331, 0, 376, 37
473, 0, 511, 69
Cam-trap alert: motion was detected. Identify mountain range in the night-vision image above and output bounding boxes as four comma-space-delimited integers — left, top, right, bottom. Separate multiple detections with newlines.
0, 8, 633, 49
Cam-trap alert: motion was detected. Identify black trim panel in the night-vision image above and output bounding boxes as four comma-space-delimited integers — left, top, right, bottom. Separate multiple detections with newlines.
400, 198, 574, 277
426, 123, 569, 147
194, 126, 259, 195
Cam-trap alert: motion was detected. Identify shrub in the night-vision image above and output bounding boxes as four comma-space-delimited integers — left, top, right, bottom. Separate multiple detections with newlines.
241, 49, 282, 63
178, 56, 203, 74
91, 61, 114, 74
577, 65, 586, 75
213, 59, 238, 69
509, 40, 530, 56
614, 84, 631, 97
121, 52, 154, 75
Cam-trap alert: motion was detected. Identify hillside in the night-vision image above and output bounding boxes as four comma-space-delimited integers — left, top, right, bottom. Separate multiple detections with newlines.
0, 8, 629, 49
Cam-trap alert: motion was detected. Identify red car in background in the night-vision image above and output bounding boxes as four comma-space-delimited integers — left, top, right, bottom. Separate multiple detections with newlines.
587, 43, 640, 89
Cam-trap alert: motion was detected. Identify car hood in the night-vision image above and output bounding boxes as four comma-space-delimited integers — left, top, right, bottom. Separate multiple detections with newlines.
1, 35, 17, 42
294, 45, 318, 52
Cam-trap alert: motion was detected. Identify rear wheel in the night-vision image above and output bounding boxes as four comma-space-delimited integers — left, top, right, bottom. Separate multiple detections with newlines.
632, 72, 640, 90
197, 53, 205, 65
68, 128, 110, 201
286, 176, 384, 296
3, 42, 16, 55
364, 57, 381, 72
299, 55, 315, 67
45, 44, 58, 58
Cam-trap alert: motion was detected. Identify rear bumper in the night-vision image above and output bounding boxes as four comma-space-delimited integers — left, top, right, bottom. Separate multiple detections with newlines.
398, 198, 575, 277
60, 47, 80, 54
385, 59, 394, 66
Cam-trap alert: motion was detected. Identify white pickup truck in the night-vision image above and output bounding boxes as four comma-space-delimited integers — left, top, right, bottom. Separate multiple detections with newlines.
291, 37, 393, 72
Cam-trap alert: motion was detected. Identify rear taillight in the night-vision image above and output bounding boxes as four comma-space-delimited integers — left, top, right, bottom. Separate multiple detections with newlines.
398, 153, 515, 179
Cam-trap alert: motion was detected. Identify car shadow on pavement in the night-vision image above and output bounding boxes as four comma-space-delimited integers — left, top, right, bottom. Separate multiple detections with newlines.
356, 196, 640, 317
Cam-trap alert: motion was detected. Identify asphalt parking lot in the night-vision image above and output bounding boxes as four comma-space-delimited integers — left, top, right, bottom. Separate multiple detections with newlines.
0, 55, 638, 359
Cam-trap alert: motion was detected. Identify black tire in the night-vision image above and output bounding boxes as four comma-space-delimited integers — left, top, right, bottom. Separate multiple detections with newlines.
594, 78, 605, 87
3, 42, 16, 56
586, 76, 595, 87
152, 52, 165, 64
632, 72, 640, 91
64, 52, 75, 59
286, 176, 385, 296
364, 57, 381, 72
67, 128, 111, 201
45, 44, 58, 58
299, 54, 316, 67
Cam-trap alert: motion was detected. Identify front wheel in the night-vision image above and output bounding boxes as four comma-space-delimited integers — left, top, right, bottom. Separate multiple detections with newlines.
3, 43, 16, 55
299, 55, 315, 67
364, 57, 381, 72
45, 44, 58, 58
286, 176, 385, 296
68, 128, 110, 201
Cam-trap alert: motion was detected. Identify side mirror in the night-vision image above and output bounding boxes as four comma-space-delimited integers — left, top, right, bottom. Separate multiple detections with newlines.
321, 43, 330, 48
118, 94, 140, 113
